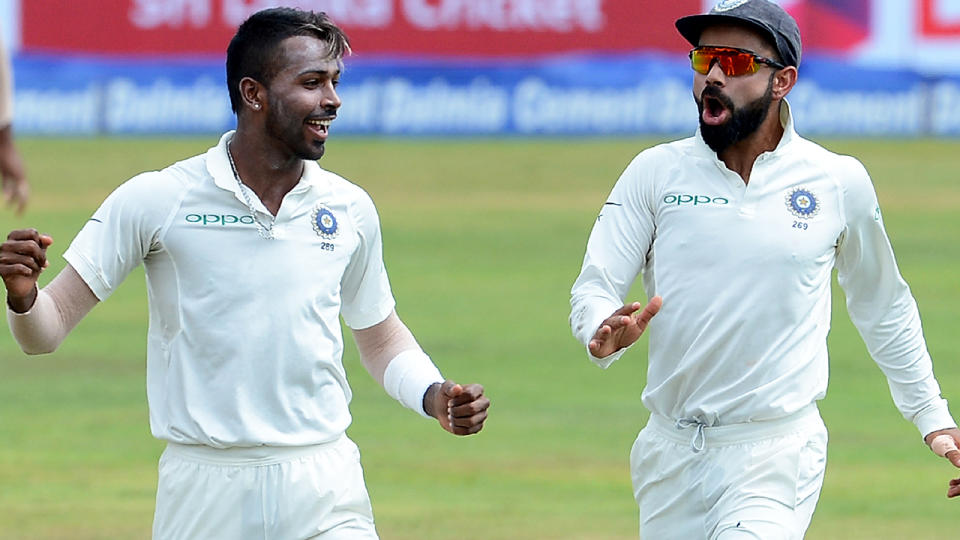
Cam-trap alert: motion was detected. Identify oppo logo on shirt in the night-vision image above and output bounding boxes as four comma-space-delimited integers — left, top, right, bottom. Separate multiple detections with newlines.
662, 194, 730, 206
185, 214, 256, 226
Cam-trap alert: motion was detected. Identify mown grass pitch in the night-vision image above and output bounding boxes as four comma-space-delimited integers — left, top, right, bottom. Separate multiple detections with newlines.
0, 136, 958, 539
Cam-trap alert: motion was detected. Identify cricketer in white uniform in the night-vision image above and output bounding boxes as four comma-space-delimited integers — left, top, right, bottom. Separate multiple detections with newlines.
569, 1, 960, 538
1, 8, 489, 539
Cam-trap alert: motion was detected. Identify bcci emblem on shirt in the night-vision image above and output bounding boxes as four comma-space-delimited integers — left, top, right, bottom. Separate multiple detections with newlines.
786, 188, 820, 219
312, 204, 339, 239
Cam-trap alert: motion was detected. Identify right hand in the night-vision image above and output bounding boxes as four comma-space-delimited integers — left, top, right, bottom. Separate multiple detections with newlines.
588, 296, 662, 359
0, 229, 53, 311
925, 429, 960, 498
425, 380, 490, 436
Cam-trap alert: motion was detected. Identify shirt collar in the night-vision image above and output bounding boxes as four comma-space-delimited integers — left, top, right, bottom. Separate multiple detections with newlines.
207, 131, 239, 194
694, 98, 797, 160
774, 99, 796, 152
206, 130, 327, 196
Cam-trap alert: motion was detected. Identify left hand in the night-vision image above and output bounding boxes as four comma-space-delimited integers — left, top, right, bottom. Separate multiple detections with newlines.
588, 297, 662, 359
425, 380, 490, 436
924, 427, 960, 498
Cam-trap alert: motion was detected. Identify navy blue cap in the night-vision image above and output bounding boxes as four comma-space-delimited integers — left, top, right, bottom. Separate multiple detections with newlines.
676, 0, 802, 67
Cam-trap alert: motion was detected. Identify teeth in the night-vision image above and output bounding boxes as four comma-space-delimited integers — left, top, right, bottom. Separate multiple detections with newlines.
307, 118, 333, 127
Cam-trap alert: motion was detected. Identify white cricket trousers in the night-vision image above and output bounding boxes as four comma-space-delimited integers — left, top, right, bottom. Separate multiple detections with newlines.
152, 435, 378, 539
630, 404, 828, 540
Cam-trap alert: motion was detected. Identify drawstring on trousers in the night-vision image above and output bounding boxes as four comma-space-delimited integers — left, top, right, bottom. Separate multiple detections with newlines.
675, 418, 706, 453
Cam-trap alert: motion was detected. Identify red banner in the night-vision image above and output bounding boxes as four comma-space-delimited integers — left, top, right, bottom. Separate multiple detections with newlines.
920, 0, 960, 38
21, 0, 698, 56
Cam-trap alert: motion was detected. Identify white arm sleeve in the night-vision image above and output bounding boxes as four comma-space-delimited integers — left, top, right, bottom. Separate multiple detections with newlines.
835, 157, 956, 437
7, 265, 99, 354
352, 310, 443, 418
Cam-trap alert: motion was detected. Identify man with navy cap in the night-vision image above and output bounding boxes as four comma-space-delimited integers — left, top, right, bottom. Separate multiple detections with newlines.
570, 0, 960, 537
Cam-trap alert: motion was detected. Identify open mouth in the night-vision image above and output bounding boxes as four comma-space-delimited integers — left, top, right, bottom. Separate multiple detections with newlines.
306, 117, 335, 138
701, 95, 730, 126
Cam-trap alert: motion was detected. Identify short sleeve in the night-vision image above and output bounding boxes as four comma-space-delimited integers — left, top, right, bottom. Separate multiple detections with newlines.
64, 171, 176, 300
340, 189, 396, 329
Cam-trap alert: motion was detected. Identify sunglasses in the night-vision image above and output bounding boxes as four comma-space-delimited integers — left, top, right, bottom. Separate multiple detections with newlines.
689, 46, 786, 77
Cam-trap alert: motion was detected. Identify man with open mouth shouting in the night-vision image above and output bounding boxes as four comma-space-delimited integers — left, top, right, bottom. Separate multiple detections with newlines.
569, 1, 960, 538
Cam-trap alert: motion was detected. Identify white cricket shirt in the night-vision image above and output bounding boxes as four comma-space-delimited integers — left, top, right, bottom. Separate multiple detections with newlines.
570, 103, 955, 436
65, 132, 396, 447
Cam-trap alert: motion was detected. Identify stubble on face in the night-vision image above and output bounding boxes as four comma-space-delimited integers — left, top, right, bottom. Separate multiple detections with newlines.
696, 72, 775, 155
264, 90, 327, 162
262, 37, 341, 163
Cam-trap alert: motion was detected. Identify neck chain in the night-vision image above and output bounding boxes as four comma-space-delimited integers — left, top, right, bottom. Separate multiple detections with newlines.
227, 141, 276, 240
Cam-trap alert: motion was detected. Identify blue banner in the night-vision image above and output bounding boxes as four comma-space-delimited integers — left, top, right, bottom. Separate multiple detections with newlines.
12, 53, 960, 137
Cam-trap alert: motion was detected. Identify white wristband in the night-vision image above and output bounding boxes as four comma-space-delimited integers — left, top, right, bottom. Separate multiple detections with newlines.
383, 349, 444, 418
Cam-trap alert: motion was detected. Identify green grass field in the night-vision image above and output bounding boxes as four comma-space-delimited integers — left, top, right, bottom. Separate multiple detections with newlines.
0, 136, 958, 539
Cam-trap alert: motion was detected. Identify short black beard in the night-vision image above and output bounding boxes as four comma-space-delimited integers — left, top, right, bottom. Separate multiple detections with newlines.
696, 74, 775, 155
264, 96, 329, 162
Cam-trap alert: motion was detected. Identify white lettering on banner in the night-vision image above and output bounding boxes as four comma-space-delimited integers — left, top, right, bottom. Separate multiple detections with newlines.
130, 0, 213, 29
513, 78, 692, 133
105, 78, 232, 132
402, 0, 604, 32
337, 82, 380, 129
789, 81, 924, 135
381, 78, 507, 132
15, 88, 100, 134
933, 0, 960, 20
931, 80, 960, 134
221, 0, 392, 28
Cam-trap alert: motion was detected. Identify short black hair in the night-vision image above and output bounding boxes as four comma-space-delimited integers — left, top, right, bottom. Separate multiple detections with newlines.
225, 8, 350, 113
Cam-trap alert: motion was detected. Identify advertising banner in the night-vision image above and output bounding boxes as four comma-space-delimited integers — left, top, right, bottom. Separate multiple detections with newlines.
14, 1, 960, 62
14, 52, 960, 136
9, 1, 960, 136
20, 0, 696, 56
19, 0, 960, 66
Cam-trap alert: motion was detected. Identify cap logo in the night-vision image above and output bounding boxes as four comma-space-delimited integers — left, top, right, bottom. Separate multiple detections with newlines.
713, 0, 751, 12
